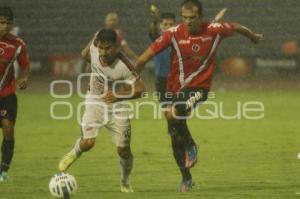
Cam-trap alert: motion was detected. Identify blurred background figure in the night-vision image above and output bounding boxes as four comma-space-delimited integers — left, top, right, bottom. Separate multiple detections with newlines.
105, 12, 138, 61
148, 5, 175, 105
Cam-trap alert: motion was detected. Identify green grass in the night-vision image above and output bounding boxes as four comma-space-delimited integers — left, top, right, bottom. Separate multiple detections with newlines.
0, 90, 300, 199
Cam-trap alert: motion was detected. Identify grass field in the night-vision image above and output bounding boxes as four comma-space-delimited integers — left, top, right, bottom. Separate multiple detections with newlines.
0, 90, 300, 199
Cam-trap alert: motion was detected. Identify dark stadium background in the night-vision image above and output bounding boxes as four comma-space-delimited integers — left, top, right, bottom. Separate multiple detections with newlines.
4, 0, 300, 85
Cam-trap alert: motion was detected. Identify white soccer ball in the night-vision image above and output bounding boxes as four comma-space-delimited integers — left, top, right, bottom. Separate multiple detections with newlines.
297, 152, 300, 160
49, 173, 77, 198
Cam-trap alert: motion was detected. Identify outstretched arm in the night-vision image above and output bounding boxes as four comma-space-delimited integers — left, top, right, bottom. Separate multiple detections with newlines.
121, 44, 138, 61
149, 4, 161, 40
232, 23, 263, 44
134, 47, 156, 74
81, 37, 95, 62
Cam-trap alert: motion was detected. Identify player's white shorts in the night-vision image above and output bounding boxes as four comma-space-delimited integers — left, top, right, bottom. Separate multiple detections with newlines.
81, 101, 131, 147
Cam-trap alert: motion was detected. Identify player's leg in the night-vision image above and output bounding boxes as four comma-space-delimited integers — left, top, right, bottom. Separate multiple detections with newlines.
117, 146, 133, 193
169, 129, 193, 191
107, 111, 134, 193
0, 119, 15, 181
166, 88, 208, 167
58, 102, 103, 171
58, 133, 97, 172
0, 94, 17, 182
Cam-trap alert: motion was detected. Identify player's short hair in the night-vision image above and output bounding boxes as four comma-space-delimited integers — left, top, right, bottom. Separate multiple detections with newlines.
94, 29, 118, 45
181, 0, 203, 16
0, 7, 14, 21
161, 12, 176, 21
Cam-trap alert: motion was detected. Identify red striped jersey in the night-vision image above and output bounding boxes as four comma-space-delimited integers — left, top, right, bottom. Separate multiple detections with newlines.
0, 33, 30, 97
150, 21, 234, 93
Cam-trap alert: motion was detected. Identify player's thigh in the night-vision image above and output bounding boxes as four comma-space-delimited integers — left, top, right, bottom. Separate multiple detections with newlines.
81, 102, 107, 139
106, 111, 131, 148
172, 87, 208, 117
0, 94, 17, 130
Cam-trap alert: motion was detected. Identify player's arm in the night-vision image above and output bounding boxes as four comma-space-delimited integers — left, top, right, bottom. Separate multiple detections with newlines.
121, 44, 138, 61
135, 47, 156, 74
232, 23, 263, 44
17, 44, 30, 90
81, 37, 94, 62
149, 5, 161, 40
102, 79, 145, 103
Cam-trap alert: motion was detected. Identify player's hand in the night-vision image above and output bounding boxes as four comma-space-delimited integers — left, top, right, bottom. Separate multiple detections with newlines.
150, 4, 159, 19
251, 33, 263, 44
17, 77, 28, 90
102, 90, 118, 103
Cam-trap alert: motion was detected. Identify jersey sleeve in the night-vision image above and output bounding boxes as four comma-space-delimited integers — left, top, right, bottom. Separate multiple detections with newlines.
150, 29, 173, 55
17, 39, 30, 70
209, 22, 235, 38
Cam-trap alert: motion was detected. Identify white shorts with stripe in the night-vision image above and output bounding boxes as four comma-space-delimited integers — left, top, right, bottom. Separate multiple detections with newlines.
81, 101, 131, 147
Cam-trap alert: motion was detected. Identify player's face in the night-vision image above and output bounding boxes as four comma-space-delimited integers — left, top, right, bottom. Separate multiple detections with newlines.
160, 18, 175, 32
97, 41, 119, 65
105, 16, 118, 29
0, 17, 13, 37
181, 6, 202, 34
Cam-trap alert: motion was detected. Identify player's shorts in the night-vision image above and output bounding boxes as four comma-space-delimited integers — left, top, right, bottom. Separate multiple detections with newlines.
81, 101, 131, 147
0, 94, 18, 127
171, 87, 209, 117
155, 76, 169, 106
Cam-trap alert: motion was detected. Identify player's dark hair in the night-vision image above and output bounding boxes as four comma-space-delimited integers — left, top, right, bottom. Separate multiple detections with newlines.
94, 28, 118, 45
0, 7, 14, 21
181, 0, 203, 16
161, 12, 176, 21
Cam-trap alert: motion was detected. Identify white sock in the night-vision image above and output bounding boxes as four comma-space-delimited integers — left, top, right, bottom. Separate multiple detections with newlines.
72, 138, 83, 157
120, 155, 133, 185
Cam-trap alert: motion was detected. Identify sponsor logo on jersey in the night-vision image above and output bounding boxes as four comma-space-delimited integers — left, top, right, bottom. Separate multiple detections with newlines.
189, 36, 212, 42
179, 40, 190, 45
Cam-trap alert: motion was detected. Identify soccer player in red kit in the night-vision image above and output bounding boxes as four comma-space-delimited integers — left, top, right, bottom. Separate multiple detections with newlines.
135, 0, 263, 192
0, 7, 30, 182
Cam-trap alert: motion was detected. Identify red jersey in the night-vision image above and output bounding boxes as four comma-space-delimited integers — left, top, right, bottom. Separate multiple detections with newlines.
150, 21, 235, 93
0, 33, 30, 97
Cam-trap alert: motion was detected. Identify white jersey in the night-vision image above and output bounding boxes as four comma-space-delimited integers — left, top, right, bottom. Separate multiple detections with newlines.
86, 43, 136, 111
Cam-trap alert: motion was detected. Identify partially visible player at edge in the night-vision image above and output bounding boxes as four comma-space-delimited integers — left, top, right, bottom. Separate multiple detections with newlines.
148, 5, 175, 105
134, 0, 263, 192
0, 7, 30, 182
58, 29, 145, 193
105, 12, 138, 60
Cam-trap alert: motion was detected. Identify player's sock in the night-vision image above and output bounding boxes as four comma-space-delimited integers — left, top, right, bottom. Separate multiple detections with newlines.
171, 135, 192, 181
178, 120, 196, 148
120, 154, 133, 185
71, 138, 83, 157
0, 139, 15, 173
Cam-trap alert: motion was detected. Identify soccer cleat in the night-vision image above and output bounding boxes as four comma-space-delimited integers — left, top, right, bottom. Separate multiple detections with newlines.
0, 172, 9, 182
120, 183, 134, 193
58, 151, 79, 172
178, 179, 194, 192
185, 145, 198, 168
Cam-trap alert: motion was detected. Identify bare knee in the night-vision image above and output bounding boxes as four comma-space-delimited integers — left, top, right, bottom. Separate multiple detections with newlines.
117, 146, 132, 159
80, 138, 95, 152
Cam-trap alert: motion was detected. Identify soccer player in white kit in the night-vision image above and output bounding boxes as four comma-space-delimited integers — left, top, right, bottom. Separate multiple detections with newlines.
58, 29, 145, 193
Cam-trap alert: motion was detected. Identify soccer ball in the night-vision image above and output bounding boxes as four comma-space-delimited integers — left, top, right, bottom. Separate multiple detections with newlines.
49, 173, 77, 198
